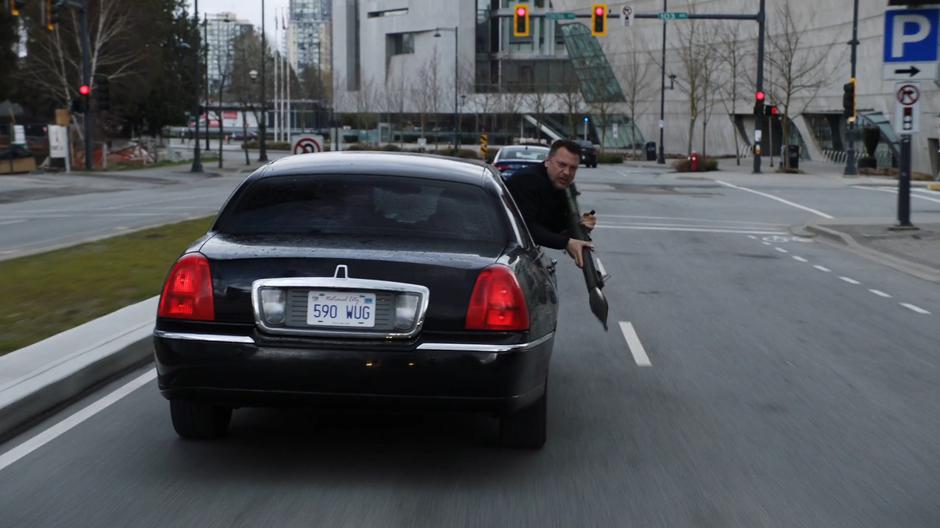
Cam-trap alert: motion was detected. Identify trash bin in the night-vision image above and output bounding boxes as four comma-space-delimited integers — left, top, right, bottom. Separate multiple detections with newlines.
645, 141, 657, 161
787, 144, 800, 169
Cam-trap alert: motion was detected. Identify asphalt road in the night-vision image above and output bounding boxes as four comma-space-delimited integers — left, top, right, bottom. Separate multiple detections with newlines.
2, 164, 939, 527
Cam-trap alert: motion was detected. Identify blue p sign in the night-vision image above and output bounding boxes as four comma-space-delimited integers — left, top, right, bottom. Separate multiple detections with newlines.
884, 9, 940, 63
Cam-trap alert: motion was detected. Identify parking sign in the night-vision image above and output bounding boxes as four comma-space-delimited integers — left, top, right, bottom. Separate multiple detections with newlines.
883, 8, 940, 81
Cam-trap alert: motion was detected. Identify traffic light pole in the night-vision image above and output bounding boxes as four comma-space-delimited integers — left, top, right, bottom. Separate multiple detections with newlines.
80, 2, 92, 170
657, 0, 667, 164
191, 0, 203, 173
259, 0, 268, 162
844, 0, 859, 176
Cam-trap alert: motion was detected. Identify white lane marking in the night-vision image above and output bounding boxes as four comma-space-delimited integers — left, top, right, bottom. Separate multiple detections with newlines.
839, 276, 861, 285
793, 256, 808, 263
601, 214, 786, 227
814, 265, 832, 272
748, 235, 758, 240
853, 185, 940, 205
594, 225, 786, 236
900, 303, 931, 315
774, 247, 789, 254
619, 322, 652, 367
762, 241, 772, 246
0, 369, 156, 473
0, 219, 26, 226
869, 289, 892, 298
715, 180, 835, 219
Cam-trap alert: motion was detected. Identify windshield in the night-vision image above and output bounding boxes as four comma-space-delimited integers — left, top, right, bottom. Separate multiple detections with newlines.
499, 148, 549, 161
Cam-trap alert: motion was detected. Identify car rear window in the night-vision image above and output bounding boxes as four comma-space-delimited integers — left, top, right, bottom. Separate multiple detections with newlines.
500, 149, 548, 161
214, 174, 510, 243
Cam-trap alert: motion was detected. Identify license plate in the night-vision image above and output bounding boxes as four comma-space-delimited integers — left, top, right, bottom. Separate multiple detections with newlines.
307, 291, 376, 327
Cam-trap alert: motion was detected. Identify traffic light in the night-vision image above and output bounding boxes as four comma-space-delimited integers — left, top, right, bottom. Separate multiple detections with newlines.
764, 104, 777, 117
11, 0, 25, 16
513, 4, 530, 38
72, 84, 90, 113
95, 74, 110, 111
770, 106, 779, 118
591, 3, 608, 37
843, 78, 856, 121
754, 90, 765, 114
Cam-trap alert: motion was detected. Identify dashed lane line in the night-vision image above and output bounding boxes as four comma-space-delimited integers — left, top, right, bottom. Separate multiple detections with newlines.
900, 303, 932, 315
814, 265, 832, 272
793, 256, 808, 263
869, 289, 892, 298
839, 276, 861, 285
775, 247, 789, 254
619, 322, 652, 367
715, 180, 835, 219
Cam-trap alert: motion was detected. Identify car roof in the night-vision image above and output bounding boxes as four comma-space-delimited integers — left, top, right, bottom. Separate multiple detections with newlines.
255, 151, 492, 187
502, 145, 549, 151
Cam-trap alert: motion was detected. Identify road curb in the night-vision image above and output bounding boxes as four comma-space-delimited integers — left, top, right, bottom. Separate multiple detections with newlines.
803, 224, 940, 283
0, 298, 157, 442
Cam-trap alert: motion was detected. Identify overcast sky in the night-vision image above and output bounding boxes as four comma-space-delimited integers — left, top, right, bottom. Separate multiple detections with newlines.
188, 1, 291, 42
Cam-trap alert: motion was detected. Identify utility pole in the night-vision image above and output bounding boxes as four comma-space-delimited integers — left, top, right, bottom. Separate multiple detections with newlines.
259, 0, 268, 162
844, 0, 860, 176
191, 0, 203, 172
204, 13, 210, 152
657, 0, 667, 164
80, 1, 92, 170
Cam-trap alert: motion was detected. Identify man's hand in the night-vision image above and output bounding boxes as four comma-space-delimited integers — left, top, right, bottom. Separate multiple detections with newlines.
580, 211, 597, 231
566, 238, 594, 268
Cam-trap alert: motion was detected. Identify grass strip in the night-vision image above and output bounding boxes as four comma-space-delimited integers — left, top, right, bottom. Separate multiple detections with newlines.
0, 216, 215, 356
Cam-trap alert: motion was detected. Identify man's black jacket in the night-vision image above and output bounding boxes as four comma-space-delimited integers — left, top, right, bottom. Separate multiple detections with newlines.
506, 164, 570, 250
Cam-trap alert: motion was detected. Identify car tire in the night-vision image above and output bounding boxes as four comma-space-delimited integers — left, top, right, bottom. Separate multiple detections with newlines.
499, 382, 547, 449
170, 400, 232, 439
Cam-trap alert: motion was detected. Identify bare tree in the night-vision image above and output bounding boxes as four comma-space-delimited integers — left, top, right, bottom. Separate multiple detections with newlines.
698, 25, 721, 158
621, 34, 654, 159
412, 49, 442, 148
715, 21, 752, 165
557, 77, 584, 140
673, 5, 707, 155
590, 99, 615, 153
525, 88, 556, 143
767, 0, 840, 167
384, 67, 407, 146
19, 1, 138, 140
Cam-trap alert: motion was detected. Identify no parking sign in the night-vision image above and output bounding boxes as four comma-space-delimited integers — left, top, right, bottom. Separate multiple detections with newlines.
292, 135, 324, 154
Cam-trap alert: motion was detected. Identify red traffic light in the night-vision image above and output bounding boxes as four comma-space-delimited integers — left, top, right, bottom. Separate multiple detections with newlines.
516, 6, 527, 16
755, 91, 765, 102
595, 6, 604, 15
79, 85, 91, 96
770, 106, 779, 116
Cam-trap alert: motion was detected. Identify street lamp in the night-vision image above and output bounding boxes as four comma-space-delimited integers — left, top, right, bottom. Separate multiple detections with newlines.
243, 68, 259, 165
433, 26, 459, 152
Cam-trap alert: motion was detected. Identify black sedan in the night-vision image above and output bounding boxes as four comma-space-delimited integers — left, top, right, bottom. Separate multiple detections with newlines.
576, 140, 598, 168
154, 152, 559, 449
491, 145, 550, 180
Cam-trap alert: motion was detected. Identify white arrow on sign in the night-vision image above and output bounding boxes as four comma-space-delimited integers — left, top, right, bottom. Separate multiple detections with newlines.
883, 62, 939, 81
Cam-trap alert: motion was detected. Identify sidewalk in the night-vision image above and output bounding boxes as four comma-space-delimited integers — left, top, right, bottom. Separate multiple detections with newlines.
802, 219, 940, 283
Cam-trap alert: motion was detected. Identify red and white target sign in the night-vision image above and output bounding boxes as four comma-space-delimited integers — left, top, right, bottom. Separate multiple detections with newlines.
292, 135, 324, 154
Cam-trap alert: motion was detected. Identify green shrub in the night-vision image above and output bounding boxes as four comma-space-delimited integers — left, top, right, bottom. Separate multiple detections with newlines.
242, 141, 291, 150
597, 153, 623, 164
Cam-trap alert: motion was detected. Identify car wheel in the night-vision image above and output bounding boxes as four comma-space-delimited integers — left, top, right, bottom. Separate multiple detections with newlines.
499, 381, 547, 449
170, 400, 232, 439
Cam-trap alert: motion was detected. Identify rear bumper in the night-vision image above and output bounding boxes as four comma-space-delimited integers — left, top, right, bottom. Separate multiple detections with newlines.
153, 331, 553, 414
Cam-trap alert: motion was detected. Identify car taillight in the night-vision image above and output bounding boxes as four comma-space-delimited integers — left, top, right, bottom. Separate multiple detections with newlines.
465, 265, 529, 331
157, 253, 215, 321
494, 163, 511, 171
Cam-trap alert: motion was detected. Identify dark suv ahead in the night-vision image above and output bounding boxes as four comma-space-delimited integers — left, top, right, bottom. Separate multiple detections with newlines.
576, 140, 597, 168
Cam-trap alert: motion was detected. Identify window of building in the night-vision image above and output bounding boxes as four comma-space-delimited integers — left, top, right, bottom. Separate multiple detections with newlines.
367, 8, 408, 18
388, 33, 415, 55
